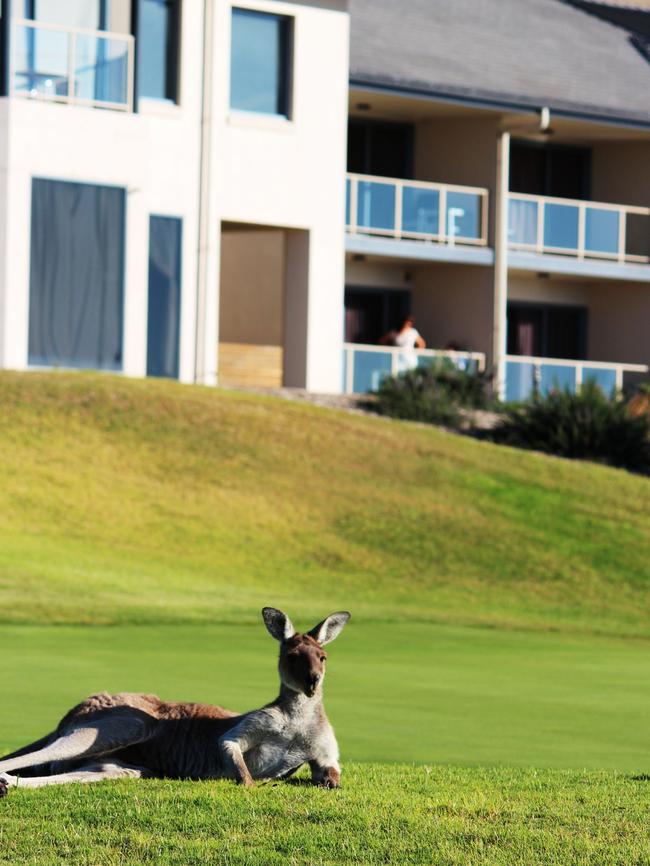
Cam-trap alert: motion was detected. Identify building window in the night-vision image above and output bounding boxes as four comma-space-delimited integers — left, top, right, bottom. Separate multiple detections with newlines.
347, 120, 414, 180
29, 179, 125, 370
507, 302, 587, 361
230, 7, 292, 117
510, 142, 592, 201
136, 0, 180, 103
147, 216, 182, 379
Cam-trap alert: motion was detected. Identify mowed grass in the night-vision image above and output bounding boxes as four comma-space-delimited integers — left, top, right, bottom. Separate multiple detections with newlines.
0, 371, 649, 636
2, 766, 650, 865
2, 622, 650, 771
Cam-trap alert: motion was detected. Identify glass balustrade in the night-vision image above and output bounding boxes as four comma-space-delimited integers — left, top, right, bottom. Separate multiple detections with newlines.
504, 357, 643, 402
342, 345, 485, 394
508, 194, 650, 263
12, 20, 132, 109
346, 174, 487, 246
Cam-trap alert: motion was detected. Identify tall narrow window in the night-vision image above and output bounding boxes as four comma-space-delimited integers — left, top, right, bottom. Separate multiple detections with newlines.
147, 216, 181, 379
230, 8, 292, 117
136, 0, 180, 103
29, 179, 125, 370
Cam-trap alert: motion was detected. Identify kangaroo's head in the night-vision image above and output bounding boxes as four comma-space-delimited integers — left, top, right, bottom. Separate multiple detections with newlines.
262, 607, 351, 698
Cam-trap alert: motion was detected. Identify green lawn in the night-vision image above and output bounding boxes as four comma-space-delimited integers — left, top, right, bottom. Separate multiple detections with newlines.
2, 371, 650, 863
2, 765, 650, 865
2, 622, 650, 771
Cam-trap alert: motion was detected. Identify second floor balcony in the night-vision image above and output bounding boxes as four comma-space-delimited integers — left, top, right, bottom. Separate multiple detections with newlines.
508, 192, 650, 264
11, 18, 134, 111
346, 172, 489, 250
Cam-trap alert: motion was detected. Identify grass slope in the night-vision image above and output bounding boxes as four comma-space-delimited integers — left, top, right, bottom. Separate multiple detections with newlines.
2, 766, 650, 865
1, 371, 649, 636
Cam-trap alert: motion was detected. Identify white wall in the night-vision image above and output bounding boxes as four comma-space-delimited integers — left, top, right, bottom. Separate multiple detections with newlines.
209, 0, 350, 391
0, 3, 204, 383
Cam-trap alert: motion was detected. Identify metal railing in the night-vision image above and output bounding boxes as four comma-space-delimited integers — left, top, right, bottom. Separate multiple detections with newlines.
342, 342, 487, 394
11, 18, 134, 111
504, 354, 648, 402
346, 173, 489, 248
508, 192, 650, 264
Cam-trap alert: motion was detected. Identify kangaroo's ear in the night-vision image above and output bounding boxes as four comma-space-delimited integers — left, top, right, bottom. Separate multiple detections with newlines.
308, 611, 351, 646
262, 607, 295, 641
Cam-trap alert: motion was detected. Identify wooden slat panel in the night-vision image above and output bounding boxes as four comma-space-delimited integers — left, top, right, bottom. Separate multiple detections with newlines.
218, 343, 283, 388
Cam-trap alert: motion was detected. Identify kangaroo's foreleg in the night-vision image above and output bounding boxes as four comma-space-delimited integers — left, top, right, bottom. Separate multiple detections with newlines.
219, 738, 254, 787
0, 760, 149, 790
309, 728, 341, 788
0, 712, 153, 777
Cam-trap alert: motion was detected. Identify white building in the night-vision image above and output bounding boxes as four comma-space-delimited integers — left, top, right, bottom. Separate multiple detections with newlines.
0, 0, 649, 399
0, 0, 349, 393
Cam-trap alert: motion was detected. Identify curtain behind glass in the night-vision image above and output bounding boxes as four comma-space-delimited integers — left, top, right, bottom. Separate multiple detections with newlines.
147, 215, 181, 378
28, 178, 125, 369
137, 0, 178, 102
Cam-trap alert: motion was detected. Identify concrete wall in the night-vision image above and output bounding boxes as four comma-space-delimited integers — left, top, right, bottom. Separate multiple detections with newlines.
345, 259, 410, 290
0, 102, 8, 372
589, 281, 650, 366
415, 115, 500, 244
0, 2, 204, 383
411, 264, 494, 357
592, 141, 650, 207
219, 227, 286, 346
210, 0, 350, 392
508, 273, 592, 307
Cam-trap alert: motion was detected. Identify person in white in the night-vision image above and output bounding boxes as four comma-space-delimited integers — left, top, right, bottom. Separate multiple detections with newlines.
391, 316, 426, 372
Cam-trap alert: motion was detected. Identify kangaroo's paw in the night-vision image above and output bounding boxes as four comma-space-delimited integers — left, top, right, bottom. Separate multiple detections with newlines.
315, 767, 341, 789
0, 773, 16, 797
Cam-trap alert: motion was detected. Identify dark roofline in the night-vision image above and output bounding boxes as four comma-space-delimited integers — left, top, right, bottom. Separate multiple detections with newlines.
349, 75, 650, 131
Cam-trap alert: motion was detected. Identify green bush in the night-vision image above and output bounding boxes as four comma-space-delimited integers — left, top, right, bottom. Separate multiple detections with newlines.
494, 381, 650, 474
368, 363, 492, 427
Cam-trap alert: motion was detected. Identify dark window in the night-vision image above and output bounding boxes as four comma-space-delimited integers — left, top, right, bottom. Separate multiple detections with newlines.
507, 302, 587, 360
147, 216, 182, 379
347, 120, 414, 179
136, 0, 180, 103
230, 8, 292, 117
345, 287, 410, 344
510, 142, 591, 200
29, 178, 125, 370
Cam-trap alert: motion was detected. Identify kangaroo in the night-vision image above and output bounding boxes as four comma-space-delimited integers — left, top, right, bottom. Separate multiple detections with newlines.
0, 608, 350, 795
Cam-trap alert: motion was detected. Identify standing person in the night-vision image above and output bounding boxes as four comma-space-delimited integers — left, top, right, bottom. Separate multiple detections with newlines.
389, 315, 425, 372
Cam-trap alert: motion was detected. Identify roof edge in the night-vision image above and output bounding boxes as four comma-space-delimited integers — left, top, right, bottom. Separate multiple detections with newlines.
349, 75, 650, 131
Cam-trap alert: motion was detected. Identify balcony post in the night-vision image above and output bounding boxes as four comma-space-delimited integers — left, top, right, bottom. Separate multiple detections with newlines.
493, 130, 510, 401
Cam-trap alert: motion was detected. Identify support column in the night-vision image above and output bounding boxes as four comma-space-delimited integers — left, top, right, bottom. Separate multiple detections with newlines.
493, 130, 510, 401
195, 0, 218, 386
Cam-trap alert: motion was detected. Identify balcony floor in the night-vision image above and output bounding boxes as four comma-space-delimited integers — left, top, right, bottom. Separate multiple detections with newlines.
345, 233, 495, 266
508, 251, 650, 283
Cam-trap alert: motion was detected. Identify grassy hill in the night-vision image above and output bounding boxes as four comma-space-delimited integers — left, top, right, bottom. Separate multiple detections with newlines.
1, 371, 649, 636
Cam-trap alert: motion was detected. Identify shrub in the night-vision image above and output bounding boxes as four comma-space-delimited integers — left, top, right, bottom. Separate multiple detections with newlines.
494, 381, 650, 474
368, 363, 492, 427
